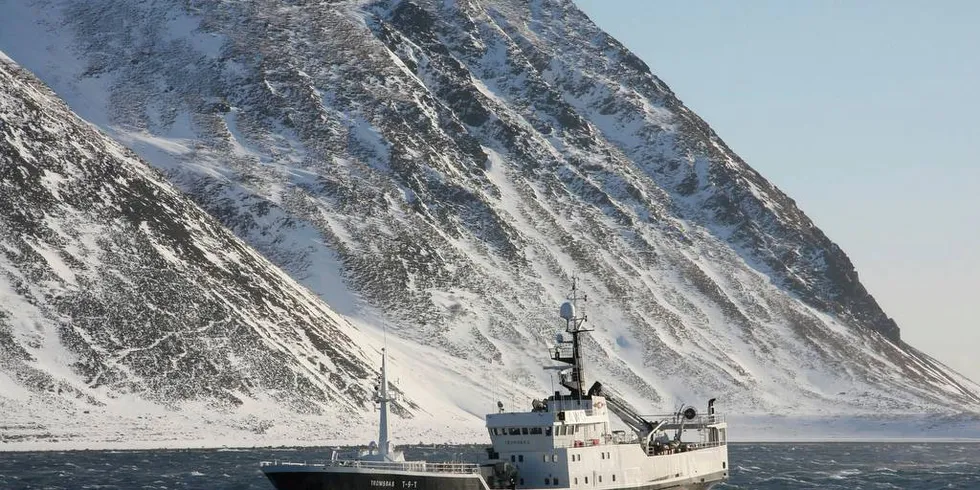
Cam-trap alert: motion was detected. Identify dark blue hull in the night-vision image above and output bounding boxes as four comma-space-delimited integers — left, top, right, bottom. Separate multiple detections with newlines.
262, 467, 488, 490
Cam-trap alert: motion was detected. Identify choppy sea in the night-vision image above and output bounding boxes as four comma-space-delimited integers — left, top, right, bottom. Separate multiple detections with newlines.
1, 442, 978, 489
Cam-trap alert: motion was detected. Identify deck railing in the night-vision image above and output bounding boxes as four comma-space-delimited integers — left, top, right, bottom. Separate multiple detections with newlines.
260, 459, 481, 474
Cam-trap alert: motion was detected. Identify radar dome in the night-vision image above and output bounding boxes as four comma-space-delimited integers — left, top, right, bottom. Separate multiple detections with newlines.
560, 301, 575, 320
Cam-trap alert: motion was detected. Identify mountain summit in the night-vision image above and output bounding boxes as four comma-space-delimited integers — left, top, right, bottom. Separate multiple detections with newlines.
1, 0, 978, 446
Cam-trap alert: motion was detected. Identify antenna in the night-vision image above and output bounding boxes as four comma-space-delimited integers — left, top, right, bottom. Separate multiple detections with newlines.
553, 277, 594, 398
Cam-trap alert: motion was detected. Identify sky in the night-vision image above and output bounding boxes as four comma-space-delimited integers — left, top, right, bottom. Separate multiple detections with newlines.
574, 0, 980, 385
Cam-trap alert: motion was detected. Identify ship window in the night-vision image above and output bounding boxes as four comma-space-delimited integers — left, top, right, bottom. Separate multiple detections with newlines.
552, 454, 558, 462
585, 477, 589, 484
520, 479, 524, 485
518, 455, 524, 463
543, 454, 549, 462
574, 478, 578, 485
530, 427, 542, 435
522, 427, 529, 435
600, 452, 604, 460
511, 455, 515, 462
599, 475, 602, 483
509, 427, 521, 435
553, 478, 559, 485
546, 427, 552, 436
612, 475, 616, 482
545, 478, 550, 485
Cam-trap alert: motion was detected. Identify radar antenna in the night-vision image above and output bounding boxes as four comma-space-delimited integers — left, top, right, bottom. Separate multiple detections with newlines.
551, 277, 594, 398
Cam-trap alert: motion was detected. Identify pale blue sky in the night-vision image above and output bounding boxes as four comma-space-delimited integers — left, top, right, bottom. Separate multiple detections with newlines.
574, 0, 980, 383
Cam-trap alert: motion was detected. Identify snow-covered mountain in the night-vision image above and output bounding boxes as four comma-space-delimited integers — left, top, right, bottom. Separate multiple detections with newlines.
1, 0, 979, 447
0, 53, 431, 447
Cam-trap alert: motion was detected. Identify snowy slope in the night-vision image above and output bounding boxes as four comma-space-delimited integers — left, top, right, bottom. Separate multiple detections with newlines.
1, 0, 979, 447
0, 53, 502, 448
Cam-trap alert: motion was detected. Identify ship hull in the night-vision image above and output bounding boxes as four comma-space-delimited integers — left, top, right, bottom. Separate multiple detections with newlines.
261, 466, 725, 490
262, 466, 488, 490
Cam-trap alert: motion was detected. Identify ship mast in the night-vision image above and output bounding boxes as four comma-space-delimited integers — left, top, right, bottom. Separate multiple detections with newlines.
374, 348, 394, 460
552, 278, 593, 398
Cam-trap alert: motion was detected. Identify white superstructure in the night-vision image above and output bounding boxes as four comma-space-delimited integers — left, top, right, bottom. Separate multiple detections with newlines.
480, 280, 729, 489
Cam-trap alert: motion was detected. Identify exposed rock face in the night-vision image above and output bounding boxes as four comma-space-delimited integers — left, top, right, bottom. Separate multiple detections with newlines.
0, 54, 395, 443
0, 0, 977, 433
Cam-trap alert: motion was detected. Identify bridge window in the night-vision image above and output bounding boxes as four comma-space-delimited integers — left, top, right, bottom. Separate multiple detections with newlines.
518, 455, 524, 463
522, 428, 529, 435
530, 427, 543, 435
552, 454, 558, 462
553, 478, 559, 485
508, 428, 521, 436
545, 478, 550, 485
543, 454, 548, 463
510, 455, 515, 462
546, 427, 553, 436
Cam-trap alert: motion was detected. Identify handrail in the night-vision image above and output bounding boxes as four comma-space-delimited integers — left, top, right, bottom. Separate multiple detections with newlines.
642, 414, 727, 426
260, 459, 481, 474
645, 440, 727, 456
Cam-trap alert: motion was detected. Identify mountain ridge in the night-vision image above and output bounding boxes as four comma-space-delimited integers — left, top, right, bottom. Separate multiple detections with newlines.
1, 0, 978, 447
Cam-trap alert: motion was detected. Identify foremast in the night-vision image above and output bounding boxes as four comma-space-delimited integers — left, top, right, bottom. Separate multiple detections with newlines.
374, 347, 396, 461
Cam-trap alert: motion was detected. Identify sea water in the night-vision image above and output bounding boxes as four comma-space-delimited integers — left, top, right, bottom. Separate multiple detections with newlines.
0, 442, 978, 489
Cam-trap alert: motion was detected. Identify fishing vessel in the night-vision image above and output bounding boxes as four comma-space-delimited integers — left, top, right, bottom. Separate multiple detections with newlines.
261, 281, 729, 489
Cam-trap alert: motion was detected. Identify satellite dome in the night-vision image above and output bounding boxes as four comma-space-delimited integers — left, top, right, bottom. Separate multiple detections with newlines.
560, 301, 575, 320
